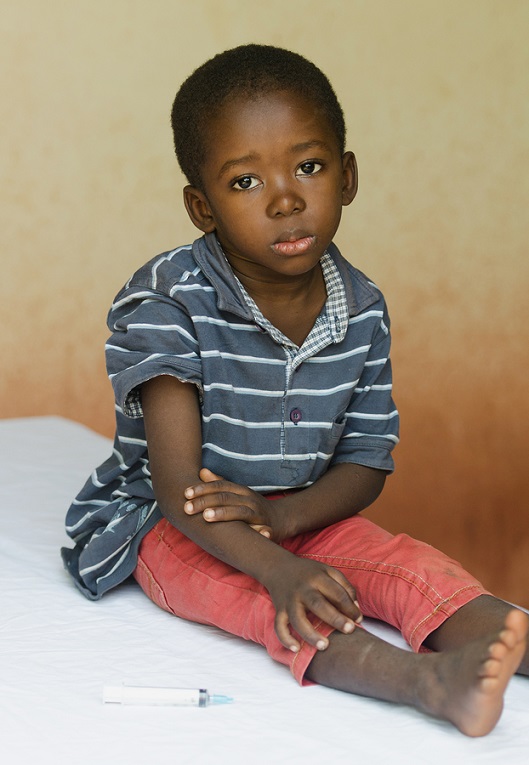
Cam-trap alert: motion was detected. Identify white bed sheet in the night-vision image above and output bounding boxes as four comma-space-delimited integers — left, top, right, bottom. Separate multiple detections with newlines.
1, 416, 527, 764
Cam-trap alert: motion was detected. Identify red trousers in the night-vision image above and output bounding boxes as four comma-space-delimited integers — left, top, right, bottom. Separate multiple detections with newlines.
134, 514, 487, 684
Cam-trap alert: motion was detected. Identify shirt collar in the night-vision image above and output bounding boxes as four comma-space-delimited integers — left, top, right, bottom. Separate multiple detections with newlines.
193, 232, 379, 324
233, 250, 349, 351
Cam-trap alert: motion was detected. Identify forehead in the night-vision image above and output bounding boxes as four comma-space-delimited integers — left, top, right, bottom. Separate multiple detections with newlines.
203, 90, 341, 165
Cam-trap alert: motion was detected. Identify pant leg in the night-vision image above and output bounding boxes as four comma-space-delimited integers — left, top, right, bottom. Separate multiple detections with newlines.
285, 514, 489, 652
133, 515, 488, 685
133, 517, 323, 683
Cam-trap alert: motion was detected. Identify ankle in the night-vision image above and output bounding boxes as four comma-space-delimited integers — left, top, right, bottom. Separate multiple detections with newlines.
424, 595, 514, 653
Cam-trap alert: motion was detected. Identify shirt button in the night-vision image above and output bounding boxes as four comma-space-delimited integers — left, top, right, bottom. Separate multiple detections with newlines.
290, 408, 302, 424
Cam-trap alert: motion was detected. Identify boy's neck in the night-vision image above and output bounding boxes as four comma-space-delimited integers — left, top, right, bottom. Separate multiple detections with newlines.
228, 258, 323, 304
229, 260, 327, 347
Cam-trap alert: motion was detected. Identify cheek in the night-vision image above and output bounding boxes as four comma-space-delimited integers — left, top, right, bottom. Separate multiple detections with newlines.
316, 190, 344, 227
214, 212, 261, 250
220, 204, 263, 236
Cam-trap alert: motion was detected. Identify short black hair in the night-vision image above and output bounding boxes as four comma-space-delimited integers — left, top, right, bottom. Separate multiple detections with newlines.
171, 44, 346, 189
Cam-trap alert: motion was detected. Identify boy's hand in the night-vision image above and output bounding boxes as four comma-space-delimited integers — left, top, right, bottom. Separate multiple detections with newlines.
184, 469, 363, 652
184, 469, 279, 539
264, 556, 362, 653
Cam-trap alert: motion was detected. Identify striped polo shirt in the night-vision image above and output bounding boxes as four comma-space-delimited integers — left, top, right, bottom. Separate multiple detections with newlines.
61, 233, 399, 599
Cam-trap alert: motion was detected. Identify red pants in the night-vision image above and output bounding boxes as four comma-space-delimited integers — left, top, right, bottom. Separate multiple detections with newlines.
134, 514, 487, 684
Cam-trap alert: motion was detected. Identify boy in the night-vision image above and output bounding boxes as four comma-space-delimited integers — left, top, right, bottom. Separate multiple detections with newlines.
62, 44, 528, 736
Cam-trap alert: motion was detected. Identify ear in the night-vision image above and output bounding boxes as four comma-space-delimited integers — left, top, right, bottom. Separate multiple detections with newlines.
341, 151, 358, 206
183, 185, 216, 233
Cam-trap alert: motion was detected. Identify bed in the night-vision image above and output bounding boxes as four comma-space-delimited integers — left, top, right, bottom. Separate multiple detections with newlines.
1, 415, 528, 764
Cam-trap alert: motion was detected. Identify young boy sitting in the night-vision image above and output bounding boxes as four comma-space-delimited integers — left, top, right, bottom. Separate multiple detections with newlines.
62, 43, 528, 737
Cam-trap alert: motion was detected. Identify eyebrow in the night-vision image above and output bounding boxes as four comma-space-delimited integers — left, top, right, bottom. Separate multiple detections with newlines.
218, 154, 260, 179
289, 139, 333, 154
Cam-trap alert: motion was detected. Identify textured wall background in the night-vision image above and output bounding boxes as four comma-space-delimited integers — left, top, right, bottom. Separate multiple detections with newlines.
2, 0, 528, 605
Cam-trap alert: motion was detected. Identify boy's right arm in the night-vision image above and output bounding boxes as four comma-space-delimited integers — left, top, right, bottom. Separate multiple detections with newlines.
141, 374, 362, 652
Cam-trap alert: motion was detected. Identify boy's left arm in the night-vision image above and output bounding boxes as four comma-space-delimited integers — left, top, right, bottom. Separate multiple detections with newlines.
183, 462, 386, 542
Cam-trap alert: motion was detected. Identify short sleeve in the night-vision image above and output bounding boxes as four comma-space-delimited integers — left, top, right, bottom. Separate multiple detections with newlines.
330, 309, 399, 472
106, 289, 202, 417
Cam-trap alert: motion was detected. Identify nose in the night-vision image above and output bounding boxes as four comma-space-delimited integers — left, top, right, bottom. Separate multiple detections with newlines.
265, 178, 306, 218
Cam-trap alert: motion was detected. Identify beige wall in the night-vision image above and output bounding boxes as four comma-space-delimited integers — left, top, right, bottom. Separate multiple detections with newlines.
2, 0, 528, 605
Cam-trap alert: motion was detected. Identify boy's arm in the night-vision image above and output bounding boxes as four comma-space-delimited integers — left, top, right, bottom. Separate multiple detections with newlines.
273, 462, 386, 539
185, 313, 395, 542
141, 374, 362, 652
184, 461, 386, 543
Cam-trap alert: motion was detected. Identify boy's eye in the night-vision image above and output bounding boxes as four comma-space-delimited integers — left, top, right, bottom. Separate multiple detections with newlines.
232, 175, 260, 190
296, 161, 323, 176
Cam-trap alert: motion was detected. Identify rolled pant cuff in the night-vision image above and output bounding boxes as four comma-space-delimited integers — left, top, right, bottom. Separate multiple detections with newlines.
411, 584, 490, 652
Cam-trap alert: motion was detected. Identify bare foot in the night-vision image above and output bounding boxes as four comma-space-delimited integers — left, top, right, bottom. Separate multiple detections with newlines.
421, 609, 528, 736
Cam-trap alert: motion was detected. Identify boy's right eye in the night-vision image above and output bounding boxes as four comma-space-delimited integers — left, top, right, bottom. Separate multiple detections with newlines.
232, 175, 260, 191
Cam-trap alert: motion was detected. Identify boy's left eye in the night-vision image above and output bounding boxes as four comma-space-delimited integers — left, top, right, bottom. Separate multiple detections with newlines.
296, 161, 323, 176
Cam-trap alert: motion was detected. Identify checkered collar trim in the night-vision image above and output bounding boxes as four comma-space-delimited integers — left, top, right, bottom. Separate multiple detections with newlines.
233, 251, 349, 353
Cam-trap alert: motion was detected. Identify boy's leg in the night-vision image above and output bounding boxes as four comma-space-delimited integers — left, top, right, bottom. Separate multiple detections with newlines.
135, 514, 523, 670
287, 513, 529, 727
424, 594, 529, 675
134, 516, 528, 735
305, 608, 527, 737
284, 514, 529, 674
132, 517, 331, 681
285, 515, 490, 651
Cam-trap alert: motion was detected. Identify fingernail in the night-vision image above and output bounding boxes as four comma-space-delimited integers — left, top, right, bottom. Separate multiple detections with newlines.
184, 502, 193, 513
343, 621, 354, 633
290, 645, 299, 653
184, 488, 194, 498
203, 509, 214, 519
316, 639, 328, 651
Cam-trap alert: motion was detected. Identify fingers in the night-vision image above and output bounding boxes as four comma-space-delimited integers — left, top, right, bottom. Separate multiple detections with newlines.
184, 475, 246, 510
273, 570, 363, 653
184, 475, 266, 525
326, 569, 363, 624
275, 598, 357, 655
184, 478, 238, 517
275, 610, 302, 653
184, 492, 258, 523
298, 586, 359, 640
249, 524, 272, 538
198, 468, 223, 482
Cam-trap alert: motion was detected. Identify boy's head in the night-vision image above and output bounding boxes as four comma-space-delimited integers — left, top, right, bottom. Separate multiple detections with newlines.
171, 44, 346, 191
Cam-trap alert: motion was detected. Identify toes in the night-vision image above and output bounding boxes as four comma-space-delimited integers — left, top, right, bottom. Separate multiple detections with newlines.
479, 656, 502, 680
488, 640, 508, 663
504, 609, 529, 642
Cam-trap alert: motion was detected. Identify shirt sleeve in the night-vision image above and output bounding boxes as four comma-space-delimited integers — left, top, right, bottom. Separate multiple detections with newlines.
105, 288, 202, 417
330, 308, 399, 472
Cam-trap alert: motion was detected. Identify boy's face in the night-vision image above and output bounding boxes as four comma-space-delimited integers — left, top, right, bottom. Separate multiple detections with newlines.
184, 90, 357, 282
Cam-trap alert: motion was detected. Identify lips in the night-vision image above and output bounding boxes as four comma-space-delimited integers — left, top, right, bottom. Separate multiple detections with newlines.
272, 234, 315, 256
